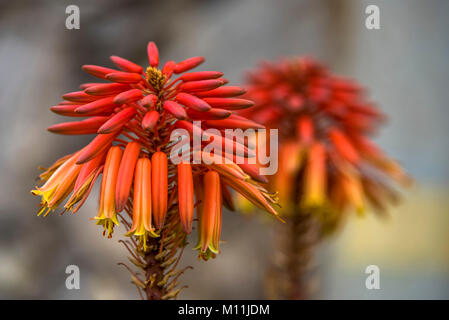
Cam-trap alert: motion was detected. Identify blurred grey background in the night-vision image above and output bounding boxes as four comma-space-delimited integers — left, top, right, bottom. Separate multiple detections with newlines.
0, 0, 448, 299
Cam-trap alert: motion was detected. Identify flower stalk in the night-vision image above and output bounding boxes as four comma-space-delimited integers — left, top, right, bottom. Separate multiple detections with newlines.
119, 206, 189, 300
267, 207, 318, 299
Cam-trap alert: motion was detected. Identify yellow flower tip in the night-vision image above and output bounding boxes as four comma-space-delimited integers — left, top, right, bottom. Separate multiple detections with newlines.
355, 205, 365, 216
31, 188, 45, 200
302, 198, 325, 210
275, 214, 286, 224
195, 248, 217, 261
32, 188, 59, 216
95, 217, 119, 238
37, 205, 52, 217
126, 229, 159, 239
32, 152, 83, 216
95, 146, 123, 237
194, 171, 222, 258
209, 246, 219, 255
127, 232, 159, 251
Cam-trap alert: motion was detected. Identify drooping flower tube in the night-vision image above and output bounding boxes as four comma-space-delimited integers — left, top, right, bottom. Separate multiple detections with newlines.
95, 146, 123, 237
32, 42, 279, 298
126, 156, 158, 248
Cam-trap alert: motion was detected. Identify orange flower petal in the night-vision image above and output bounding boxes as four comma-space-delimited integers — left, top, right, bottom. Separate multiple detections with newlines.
297, 115, 314, 144
115, 141, 141, 212
180, 71, 223, 82
47, 117, 109, 135
174, 56, 205, 74
329, 128, 360, 164
175, 92, 211, 112
82, 65, 119, 79
75, 96, 117, 115
186, 108, 231, 120
76, 132, 117, 164
181, 79, 224, 93
151, 151, 168, 229
195, 86, 246, 98
202, 98, 254, 110
197, 170, 220, 254
147, 42, 159, 68
106, 72, 142, 84
141, 110, 160, 130
96, 146, 123, 237
177, 163, 194, 234
113, 89, 143, 105
84, 83, 130, 96
163, 101, 187, 120
110, 56, 143, 74
97, 106, 137, 134
303, 143, 327, 207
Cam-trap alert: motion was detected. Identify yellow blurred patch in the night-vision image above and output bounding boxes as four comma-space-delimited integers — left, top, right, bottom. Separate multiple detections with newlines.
334, 183, 449, 272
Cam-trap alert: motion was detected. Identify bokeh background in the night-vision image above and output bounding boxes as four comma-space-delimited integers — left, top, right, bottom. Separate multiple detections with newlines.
0, 0, 448, 299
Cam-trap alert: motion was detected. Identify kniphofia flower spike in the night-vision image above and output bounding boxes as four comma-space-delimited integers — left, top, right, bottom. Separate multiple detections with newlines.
239, 57, 411, 300
241, 57, 411, 232
32, 42, 279, 287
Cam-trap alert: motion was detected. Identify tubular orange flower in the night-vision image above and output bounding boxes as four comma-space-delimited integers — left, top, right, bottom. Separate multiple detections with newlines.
163, 100, 187, 120
274, 141, 302, 209
85, 83, 131, 96
47, 116, 109, 135
98, 107, 137, 134
187, 108, 231, 120
74, 96, 117, 115
195, 86, 246, 98
127, 157, 158, 246
77, 132, 117, 164
174, 56, 205, 73
115, 141, 141, 212
151, 151, 168, 229
113, 89, 143, 105
110, 55, 143, 74
32, 42, 279, 299
194, 170, 222, 259
95, 146, 123, 238
37, 153, 73, 182
177, 162, 194, 234
175, 92, 211, 112
222, 174, 278, 217
31, 152, 81, 216
202, 98, 254, 110
141, 110, 160, 130
303, 142, 326, 208
65, 152, 105, 213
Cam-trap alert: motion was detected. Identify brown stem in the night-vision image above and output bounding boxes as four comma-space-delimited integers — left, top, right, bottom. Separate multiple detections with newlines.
142, 236, 166, 300
119, 209, 188, 300
266, 208, 319, 300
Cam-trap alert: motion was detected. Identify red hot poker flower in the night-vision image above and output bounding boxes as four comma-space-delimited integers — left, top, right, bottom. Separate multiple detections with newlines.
241, 57, 411, 300
32, 42, 279, 298
241, 57, 411, 229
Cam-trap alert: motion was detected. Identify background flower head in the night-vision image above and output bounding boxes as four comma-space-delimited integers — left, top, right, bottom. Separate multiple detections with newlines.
241, 57, 411, 233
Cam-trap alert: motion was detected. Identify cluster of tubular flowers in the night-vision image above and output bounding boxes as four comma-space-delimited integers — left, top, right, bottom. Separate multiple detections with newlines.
32, 42, 278, 260
240, 57, 410, 227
